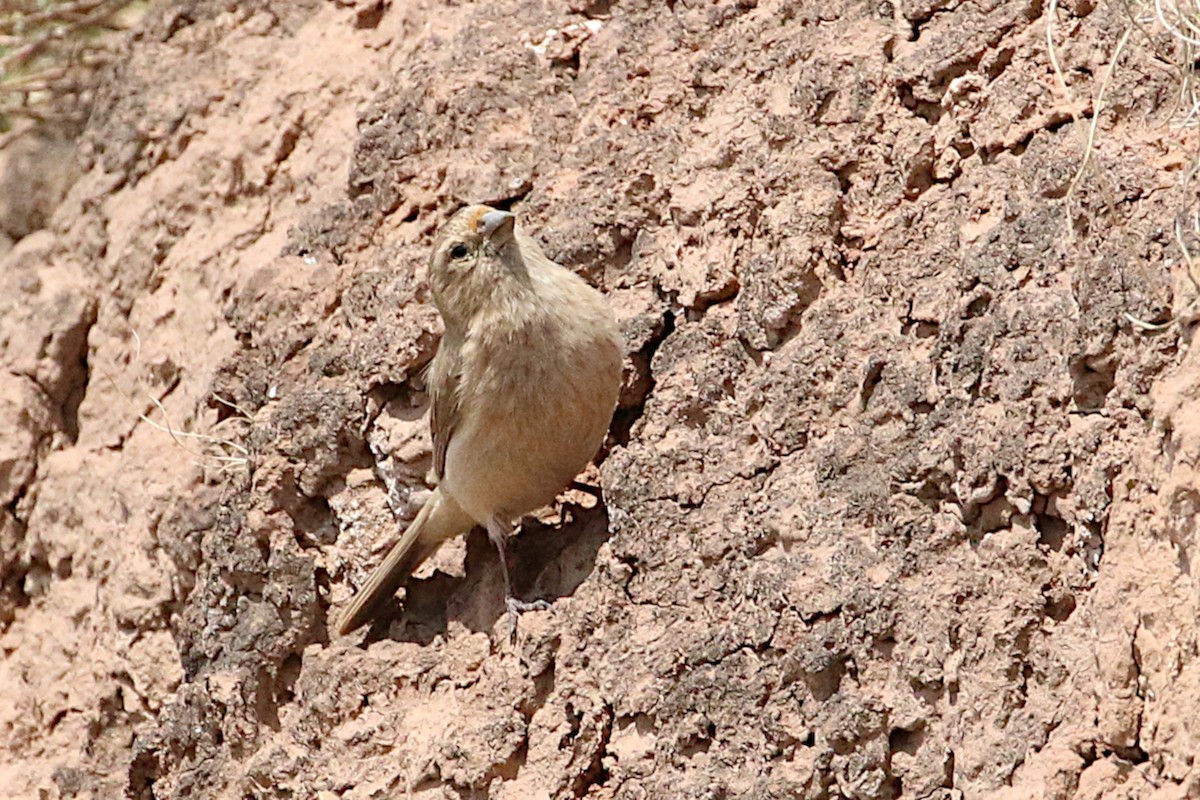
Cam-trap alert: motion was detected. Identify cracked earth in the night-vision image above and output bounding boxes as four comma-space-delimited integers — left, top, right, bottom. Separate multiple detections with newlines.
3, 0, 1200, 797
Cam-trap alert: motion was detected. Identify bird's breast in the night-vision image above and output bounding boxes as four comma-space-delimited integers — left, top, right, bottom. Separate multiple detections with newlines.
440, 307, 621, 524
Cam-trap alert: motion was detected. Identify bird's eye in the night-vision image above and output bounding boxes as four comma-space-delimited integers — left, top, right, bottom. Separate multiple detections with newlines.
449, 243, 470, 260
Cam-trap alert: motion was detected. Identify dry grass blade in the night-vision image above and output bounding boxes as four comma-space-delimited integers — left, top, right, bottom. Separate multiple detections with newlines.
0, 0, 145, 136
98, 328, 255, 477
1048, 0, 1200, 330
1047, 0, 1137, 239
1155, 0, 1200, 46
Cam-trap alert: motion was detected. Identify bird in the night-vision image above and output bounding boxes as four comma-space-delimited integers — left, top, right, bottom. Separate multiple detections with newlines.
337, 204, 624, 636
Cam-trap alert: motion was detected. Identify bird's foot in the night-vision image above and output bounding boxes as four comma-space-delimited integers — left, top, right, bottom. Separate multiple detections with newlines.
505, 596, 552, 641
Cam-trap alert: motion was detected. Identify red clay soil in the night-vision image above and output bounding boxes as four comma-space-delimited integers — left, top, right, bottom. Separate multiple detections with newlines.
2, 0, 1200, 797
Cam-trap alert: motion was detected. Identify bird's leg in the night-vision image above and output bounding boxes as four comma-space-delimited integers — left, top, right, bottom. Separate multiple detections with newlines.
486, 515, 551, 640
568, 479, 602, 496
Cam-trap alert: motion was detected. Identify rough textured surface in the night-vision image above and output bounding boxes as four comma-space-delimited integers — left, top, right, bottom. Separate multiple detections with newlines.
2, 0, 1200, 797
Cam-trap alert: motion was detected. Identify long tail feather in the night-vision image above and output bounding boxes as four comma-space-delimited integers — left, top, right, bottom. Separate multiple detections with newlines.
337, 489, 473, 635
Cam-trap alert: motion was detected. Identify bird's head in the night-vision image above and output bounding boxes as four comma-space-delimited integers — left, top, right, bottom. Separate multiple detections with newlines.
428, 204, 529, 327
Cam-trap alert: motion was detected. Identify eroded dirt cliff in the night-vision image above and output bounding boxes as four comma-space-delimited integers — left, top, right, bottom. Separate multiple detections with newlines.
3, 0, 1200, 797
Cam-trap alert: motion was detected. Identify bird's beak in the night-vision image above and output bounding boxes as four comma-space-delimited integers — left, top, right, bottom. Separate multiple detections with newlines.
478, 209, 515, 244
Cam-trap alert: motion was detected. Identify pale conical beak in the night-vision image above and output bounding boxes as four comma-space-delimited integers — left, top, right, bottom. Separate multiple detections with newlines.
478, 209, 515, 243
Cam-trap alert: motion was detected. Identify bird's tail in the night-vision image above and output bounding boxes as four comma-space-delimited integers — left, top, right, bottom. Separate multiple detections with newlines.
337, 488, 475, 635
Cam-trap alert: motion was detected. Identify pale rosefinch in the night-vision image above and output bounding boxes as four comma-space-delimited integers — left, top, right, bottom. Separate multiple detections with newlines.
338, 205, 623, 635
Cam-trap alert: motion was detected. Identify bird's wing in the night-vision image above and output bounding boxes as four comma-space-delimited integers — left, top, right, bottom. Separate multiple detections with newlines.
427, 345, 461, 481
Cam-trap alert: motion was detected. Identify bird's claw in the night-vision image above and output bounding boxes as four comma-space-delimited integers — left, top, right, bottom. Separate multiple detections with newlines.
505, 596, 552, 641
